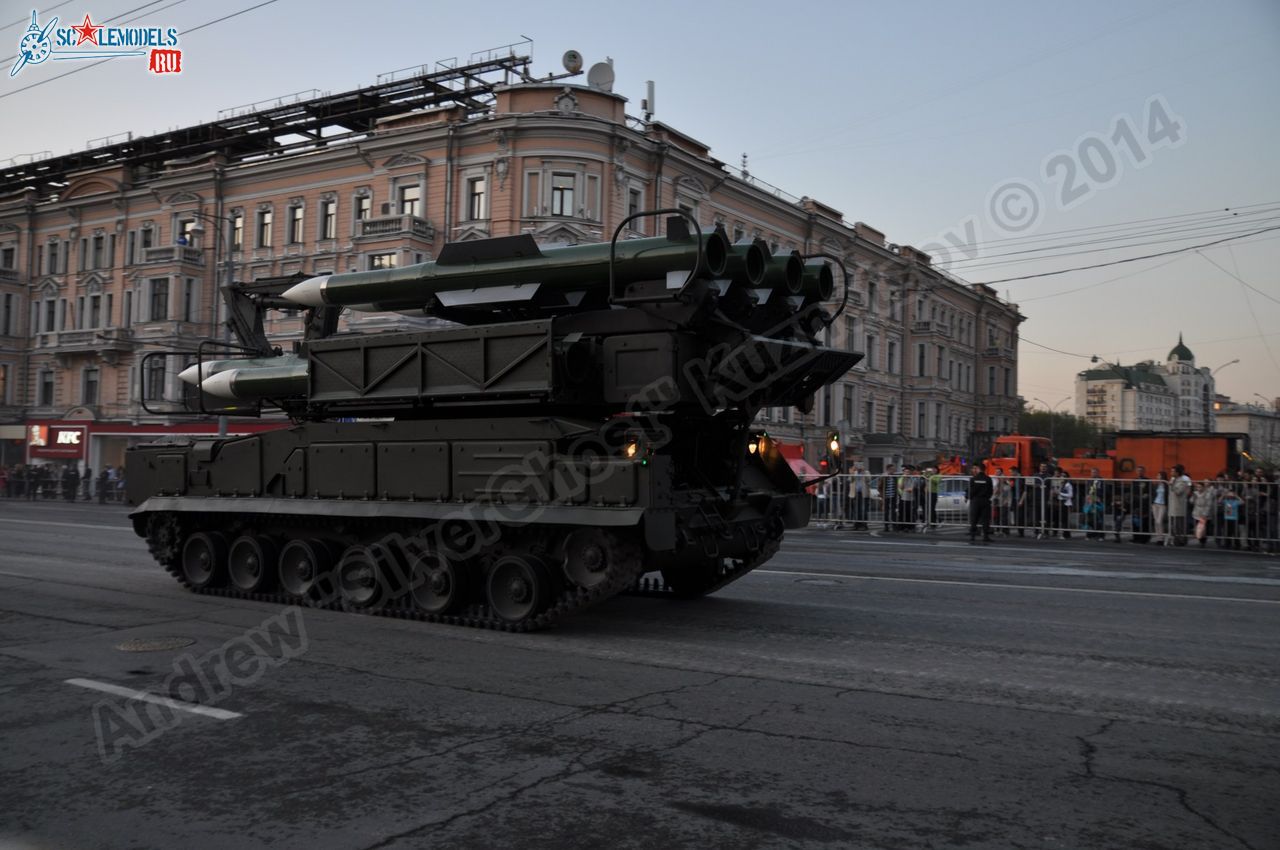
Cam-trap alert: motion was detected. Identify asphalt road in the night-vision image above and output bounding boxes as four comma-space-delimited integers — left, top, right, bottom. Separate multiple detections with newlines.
0, 500, 1277, 850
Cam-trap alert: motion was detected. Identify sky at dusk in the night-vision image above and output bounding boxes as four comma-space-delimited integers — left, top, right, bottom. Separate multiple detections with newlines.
3, 0, 1278, 409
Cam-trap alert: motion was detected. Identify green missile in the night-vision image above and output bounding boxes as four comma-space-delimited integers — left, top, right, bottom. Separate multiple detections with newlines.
178, 355, 305, 387
281, 229, 732, 314
200, 361, 309, 400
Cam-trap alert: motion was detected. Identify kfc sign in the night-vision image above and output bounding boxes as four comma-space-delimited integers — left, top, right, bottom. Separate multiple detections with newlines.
28, 424, 87, 458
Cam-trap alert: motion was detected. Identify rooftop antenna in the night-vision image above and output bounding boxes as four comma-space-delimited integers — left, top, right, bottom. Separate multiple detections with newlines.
740, 152, 749, 179
641, 80, 655, 123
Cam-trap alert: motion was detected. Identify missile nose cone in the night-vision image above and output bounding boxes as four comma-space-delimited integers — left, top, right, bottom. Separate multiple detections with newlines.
201, 369, 239, 399
282, 275, 329, 307
178, 362, 204, 385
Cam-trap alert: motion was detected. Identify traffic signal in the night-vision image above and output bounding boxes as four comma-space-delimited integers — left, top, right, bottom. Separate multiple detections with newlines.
827, 431, 841, 455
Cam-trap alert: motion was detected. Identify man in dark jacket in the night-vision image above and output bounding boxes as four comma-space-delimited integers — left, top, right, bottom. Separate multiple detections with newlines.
969, 464, 994, 543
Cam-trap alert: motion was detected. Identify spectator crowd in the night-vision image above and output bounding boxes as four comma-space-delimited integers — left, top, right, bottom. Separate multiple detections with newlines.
822, 462, 1278, 553
0, 464, 126, 503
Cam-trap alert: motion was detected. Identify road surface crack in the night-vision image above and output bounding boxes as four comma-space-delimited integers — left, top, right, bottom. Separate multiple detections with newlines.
1076, 719, 1259, 850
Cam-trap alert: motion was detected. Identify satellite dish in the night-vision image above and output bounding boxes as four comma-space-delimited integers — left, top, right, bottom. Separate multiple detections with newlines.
586, 62, 615, 92
562, 50, 583, 73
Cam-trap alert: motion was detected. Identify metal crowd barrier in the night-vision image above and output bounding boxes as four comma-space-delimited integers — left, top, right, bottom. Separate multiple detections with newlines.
809, 474, 1280, 552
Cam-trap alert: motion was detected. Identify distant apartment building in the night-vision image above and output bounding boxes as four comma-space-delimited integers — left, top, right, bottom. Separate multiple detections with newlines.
1214, 399, 1280, 465
1075, 335, 1215, 432
0, 49, 1022, 473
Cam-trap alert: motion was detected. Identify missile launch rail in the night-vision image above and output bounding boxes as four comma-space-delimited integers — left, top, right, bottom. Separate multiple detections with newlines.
126, 212, 860, 630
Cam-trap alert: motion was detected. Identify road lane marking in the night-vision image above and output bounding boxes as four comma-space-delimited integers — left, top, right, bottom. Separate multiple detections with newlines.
833, 539, 1136, 557
0, 517, 132, 532
756, 569, 1280, 605
65, 678, 242, 720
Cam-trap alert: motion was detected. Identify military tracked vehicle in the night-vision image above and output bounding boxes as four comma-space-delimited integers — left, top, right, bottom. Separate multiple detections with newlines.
127, 212, 860, 630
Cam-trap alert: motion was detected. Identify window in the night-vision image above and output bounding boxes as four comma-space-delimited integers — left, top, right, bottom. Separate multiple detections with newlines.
842, 385, 854, 425
78, 239, 86, 272
320, 200, 336, 240
140, 228, 154, 251
288, 206, 304, 244
1004, 367, 1012, 397
987, 366, 996, 395
2, 294, 12, 335
887, 403, 897, 434
1, 246, 14, 268
44, 300, 55, 334
628, 188, 642, 221
935, 403, 943, 439
467, 176, 487, 221
39, 370, 53, 406
105, 293, 113, 327
122, 291, 133, 328
0, 364, 7, 404
865, 399, 874, 430
256, 211, 272, 248
865, 334, 877, 371
845, 319, 858, 353
917, 343, 927, 377
937, 345, 944, 376
356, 195, 372, 221
82, 368, 99, 405
182, 278, 196, 322
146, 359, 166, 402
398, 185, 420, 217
89, 294, 101, 328
867, 281, 877, 314
177, 220, 196, 248
369, 252, 397, 270
126, 232, 136, 265
550, 173, 575, 216
231, 214, 244, 252
47, 242, 59, 275
916, 402, 926, 438
887, 340, 898, 374
58, 298, 66, 330
149, 279, 169, 321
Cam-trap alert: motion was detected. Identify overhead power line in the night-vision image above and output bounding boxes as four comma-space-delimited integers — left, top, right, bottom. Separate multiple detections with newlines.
979, 225, 1280, 284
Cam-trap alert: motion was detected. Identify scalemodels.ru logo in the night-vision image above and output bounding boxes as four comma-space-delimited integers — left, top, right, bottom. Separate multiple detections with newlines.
10, 9, 183, 78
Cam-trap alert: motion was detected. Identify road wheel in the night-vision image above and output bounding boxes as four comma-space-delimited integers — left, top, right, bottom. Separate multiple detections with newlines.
228, 534, 278, 593
278, 538, 332, 599
487, 555, 551, 625
181, 532, 228, 589
409, 549, 469, 615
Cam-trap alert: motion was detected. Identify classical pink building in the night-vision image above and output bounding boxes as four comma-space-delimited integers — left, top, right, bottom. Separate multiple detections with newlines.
0, 50, 1022, 473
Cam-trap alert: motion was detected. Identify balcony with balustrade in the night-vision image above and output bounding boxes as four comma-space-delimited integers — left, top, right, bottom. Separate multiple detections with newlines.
357, 215, 436, 242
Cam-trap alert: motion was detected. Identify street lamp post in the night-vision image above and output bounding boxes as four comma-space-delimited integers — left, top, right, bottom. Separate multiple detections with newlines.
187, 212, 237, 437
1208, 359, 1240, 430
1033, 395, 1072, 452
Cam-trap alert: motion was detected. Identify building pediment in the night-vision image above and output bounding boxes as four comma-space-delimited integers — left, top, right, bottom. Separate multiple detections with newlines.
162, 190, 203, 206
61, 176, 122, 201
534, 222, 596, 244
382, 153, 428, 169
452, 224, 490, 242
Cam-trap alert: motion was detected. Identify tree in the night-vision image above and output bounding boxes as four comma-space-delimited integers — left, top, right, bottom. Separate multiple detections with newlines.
1017, 410, 1102, 457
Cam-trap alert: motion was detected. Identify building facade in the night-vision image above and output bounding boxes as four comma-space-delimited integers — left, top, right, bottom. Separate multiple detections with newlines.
0, 50, 1022, 475
1214, 400, 1280, 466
1076, 336, 1215, 432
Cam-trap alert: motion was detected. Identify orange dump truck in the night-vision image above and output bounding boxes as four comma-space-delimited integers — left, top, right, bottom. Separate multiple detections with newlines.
940, 432, 1249, 480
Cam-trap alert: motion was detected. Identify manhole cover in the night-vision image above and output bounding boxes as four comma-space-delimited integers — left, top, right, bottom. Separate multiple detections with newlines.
797, 578, 842, 586
115, 637, 196, 652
